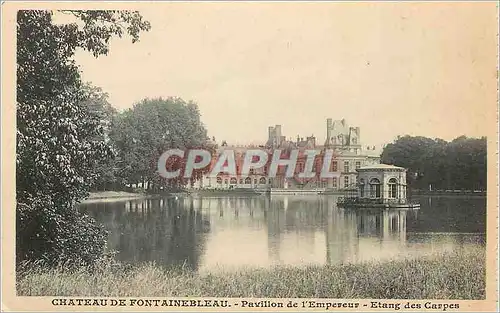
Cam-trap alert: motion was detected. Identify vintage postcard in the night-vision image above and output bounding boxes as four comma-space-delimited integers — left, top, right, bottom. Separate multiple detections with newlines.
1, 1, 499, 312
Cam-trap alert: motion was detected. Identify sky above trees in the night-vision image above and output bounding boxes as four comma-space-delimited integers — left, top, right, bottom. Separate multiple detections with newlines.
72, 2, 497, 148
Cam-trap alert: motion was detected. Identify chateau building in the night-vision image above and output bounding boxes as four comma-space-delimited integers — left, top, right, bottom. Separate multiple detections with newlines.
187, 119, 380, 191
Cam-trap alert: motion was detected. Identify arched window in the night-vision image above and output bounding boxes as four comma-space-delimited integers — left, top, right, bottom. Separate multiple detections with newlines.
230, 177, 237, 184
388, 178, 398, 198
216, 177, 223, 184
369, 178, 381, 198
245, 177, 251, 184
259, 177, 267, 184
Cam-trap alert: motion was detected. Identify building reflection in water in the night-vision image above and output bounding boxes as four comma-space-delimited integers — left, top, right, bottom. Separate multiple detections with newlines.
80, 195, 483, 272
325, 207, 408, 265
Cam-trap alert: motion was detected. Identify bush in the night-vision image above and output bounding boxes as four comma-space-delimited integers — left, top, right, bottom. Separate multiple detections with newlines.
131, 187, 146, 194
16, 194, 107, 268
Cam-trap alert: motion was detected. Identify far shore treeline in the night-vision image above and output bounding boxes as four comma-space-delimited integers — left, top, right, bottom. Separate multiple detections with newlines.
16, 10, 486, 270
381, 135, 486, 192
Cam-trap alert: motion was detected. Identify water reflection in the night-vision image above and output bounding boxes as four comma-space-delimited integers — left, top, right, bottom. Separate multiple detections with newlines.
80, 195, 485, 272
82, 197, 210, 270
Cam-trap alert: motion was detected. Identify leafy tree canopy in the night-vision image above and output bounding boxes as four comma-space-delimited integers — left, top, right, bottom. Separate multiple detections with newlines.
381, 135, 486, 191
16, 10, 150, 266
110, 97, 212, 190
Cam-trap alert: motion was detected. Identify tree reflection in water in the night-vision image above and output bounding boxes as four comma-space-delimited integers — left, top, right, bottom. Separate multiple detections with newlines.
80, 195, 485, 271
81, 197, 210, 271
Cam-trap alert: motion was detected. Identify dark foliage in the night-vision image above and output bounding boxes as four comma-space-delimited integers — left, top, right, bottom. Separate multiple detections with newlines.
109, 97, 213, 191
16, 10, 150, 267
381, 135, 487, 191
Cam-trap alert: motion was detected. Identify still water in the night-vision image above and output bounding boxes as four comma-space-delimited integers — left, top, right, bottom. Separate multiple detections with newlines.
79, 195, 486, 272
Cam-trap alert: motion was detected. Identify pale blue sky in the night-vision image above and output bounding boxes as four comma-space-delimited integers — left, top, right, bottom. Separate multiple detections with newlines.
73, 2, 497, 148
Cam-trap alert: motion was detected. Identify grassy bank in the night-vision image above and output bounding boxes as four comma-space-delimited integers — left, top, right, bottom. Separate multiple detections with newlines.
17, 248, 485, 299
86, 191, 146, 200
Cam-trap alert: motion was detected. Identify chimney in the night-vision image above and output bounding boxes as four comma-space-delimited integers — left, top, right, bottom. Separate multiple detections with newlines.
326, 118, 332, 143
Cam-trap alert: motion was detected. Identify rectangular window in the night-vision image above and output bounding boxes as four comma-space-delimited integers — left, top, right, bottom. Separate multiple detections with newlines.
355, 161, 361, 169
332, 177, 337, 188
331, 161, 338, 172
344, 176, 349, 188
344, 161, 349, 173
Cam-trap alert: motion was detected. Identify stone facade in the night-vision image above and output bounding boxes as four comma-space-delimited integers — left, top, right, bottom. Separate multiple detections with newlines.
265, 118, 380, 191
325, 118, 361, 154
186, 144, 271, 190
356, 164, 407, 201
186, 118, 381, 191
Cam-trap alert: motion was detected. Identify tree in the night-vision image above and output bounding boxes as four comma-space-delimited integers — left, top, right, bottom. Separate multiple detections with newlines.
81, 84, 120, 191
16, 10, 150, 267
446, 136, 487, 191
110, 97, 213, 191
381, 135, 487, 191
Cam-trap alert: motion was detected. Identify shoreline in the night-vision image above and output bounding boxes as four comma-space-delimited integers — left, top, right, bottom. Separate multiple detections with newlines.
80, 188, 487, 205
410, 190, 486, 196
81, 191, 150, 204
82, 189, 486, 202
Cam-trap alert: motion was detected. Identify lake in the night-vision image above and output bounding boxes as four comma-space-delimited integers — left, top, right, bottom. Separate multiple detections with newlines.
79, 195, 486, 273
